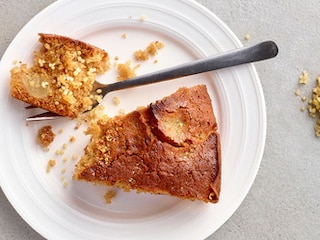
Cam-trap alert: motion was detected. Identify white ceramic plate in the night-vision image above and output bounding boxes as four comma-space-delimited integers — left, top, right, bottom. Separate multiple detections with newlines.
0, 0, 266, 239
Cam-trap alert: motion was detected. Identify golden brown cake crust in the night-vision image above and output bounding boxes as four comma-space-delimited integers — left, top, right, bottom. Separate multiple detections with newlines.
74, 85, 221, 203
10, 33, 110, 118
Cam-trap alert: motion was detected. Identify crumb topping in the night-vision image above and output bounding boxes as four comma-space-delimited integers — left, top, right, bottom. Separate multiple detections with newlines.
10, 33, 110, 118
74, 85, 221, 203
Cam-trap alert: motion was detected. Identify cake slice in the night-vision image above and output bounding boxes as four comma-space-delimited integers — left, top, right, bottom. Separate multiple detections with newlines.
10, 33, 110, 118
74, 85, 221, 203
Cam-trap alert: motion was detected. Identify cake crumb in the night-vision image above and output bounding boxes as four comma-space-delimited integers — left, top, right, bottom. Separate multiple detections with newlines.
46, 159, 56, 173
74, 119, 83, 130
134, 50, 149, 61
307, 77, 320, 120
112, 96, 120, 105
72, 154, 79, 161
147, 41, 164, 55
315, 119, 320, 137
118, 109, 126, 115
244, 34, 250, 40
299, 70, 308, 84
121, 33, 127, 39
296, 71, 320, 137
140, 15, 147, 21
37, 125, 56, 147
134, 41, 164, 61
69, 136, 76, 143
104, 190, 116, 204
116, 60, 140, 81
55, 149, 64, 155
43, 147, 50, 152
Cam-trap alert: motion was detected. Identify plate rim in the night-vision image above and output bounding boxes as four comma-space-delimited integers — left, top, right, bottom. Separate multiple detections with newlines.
0, 0, 266, 239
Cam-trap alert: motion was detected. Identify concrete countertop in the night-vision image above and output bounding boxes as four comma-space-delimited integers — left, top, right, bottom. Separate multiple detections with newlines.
0, 0, 319, 239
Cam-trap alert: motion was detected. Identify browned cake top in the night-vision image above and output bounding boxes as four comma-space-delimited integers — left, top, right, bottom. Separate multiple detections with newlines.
74, 85, 221, 203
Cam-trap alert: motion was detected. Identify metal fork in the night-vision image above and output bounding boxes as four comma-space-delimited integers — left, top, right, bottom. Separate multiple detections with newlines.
25, 41, 278, 121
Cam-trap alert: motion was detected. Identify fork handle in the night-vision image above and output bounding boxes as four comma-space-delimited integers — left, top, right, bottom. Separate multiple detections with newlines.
102, 40, 278, 95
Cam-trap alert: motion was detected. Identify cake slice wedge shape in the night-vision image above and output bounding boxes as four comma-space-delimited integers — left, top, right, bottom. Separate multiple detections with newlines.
74, 85, 221, 203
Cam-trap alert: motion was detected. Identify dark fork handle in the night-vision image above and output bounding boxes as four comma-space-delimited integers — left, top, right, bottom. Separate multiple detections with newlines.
101, 41, 278, 96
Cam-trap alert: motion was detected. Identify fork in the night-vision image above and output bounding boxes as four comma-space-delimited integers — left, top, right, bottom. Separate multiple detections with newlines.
25, 40, 278, 121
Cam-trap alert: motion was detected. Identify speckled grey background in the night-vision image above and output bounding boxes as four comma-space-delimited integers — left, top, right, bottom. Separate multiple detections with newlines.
1, 1, 319, 239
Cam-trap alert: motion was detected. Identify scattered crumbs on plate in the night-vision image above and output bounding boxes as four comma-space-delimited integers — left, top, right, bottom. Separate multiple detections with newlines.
134, 41, 165, 61
46, 159, 56, 173
55, 149, 64, 156
60, 171, 69, 188
63, 181, 69, 188
74, 119, 83, 130
244, 34, 250, 40
118, 109, 126, 115
134, 49, 149, 61
116, 60, 140, 81
37, 125, 56, 148
140, 14, 147, 21
112, 96, 120, 106
104, 190, 117, 204
43, 147, 50, 152
69, 136, 76, 143
72, 154, 79, 161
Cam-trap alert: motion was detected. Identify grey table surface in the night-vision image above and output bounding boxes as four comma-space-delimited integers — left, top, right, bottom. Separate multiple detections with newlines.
1, 0, 319, 239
